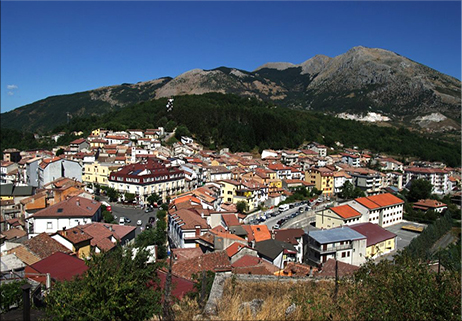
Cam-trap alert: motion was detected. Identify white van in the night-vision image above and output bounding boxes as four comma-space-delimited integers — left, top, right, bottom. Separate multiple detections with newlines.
278, 204, 289, 212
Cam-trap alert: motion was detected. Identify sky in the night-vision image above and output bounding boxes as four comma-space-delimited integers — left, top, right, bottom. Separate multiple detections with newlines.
1, 1, 461, 113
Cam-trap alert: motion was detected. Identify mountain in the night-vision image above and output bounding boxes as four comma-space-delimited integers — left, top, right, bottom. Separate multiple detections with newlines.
1, 46, 460, 133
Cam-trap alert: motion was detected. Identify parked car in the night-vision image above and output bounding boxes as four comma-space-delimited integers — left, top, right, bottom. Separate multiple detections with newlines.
145, 207, 154, 213
124, 217, 131, 223
145, 223, 152, 229
148, 216, 156, 224
137, 220, 142, 226
273, 224, 280, 230
119, 217, 125, 225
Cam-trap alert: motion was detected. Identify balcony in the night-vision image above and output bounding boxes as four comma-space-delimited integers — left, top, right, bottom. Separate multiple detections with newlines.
309, 242, 352, 254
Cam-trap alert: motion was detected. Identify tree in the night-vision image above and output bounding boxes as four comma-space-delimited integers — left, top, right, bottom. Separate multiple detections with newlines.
147, 193, 161, 206
174, 125, 191, 140
0, 279, 28, 312
45, 246, 163, 321
102, 210, 115, 224
55, 148, 65, 156
408, 178, 433, 202
165, 120, 177, 132
236, 201, 248, 213
124, 192, 135, 203
340, 181, 365, 199
106, 187, 119, 202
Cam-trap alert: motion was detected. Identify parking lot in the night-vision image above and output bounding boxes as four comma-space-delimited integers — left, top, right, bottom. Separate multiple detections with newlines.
110, 203, 159, 237
384, 220, 427, 251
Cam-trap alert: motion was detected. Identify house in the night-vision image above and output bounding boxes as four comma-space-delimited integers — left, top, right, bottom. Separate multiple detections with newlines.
306, 142, 328, 157
81, 222, 136, 251
35, 157, 82, 188
28, 196, 102, 235
197, 229, 247, 252
341, 153, 360, 167
206, 166, 232, 182
25, 252, 88, 284
231, 254, 279, 275
314, 259, 360, 279
69, 138, 91, 153
348, 222, 397, 258
273, 228, 306, 263
82, 161, 121, 186
225, 242, 258, 264
316, 204, 368, 229
348, 168, 384, 194
168, 208, 210, 249
3, 148, 21, 163
307, 227, 367, 267
19, 232, 71, 260
52, 227, 93, 259
412, 199, 448, 213
254, 238, 298, 268
171, 250, 232, 280
1, 161, 19, 184
333, 171, 353, 194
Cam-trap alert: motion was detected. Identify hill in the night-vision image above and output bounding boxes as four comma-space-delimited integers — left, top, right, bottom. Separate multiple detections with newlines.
1, 46, 460, 133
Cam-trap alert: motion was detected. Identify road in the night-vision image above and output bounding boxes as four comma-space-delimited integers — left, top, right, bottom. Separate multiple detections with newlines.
110, 203, 159, 237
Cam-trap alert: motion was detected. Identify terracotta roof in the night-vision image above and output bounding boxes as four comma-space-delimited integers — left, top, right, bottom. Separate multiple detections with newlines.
29, 252, 88, 281
6, 245, 41, 266
273, 228, 305, 245
355, 193, 404, 210
413, 199, 447, 209
70, 138, 87, 145
250, 225, 272, 242
278, 262, 313, 277
330, 205, 362, 219
231, 255, 261, 268
221, 214, 240, 227
348, 222, 396, 247
57, 227, 93, 244
23, 232, 71, 259
169, 209, 209, 230
1, 228, 27, 240
172, 247, 203, 262
315, 259, 359, 278
225, 242, 250, 257
32, 196, 101, 218
172, 251, 231, 280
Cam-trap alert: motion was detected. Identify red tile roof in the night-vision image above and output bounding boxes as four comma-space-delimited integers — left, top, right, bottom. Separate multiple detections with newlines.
57, 227, 93, 244
250, 225, 272, 242
221, 214, 240, 227
330, 205, 362, 219
172, 248, 203, 262
225, 242, 251, 257
231, 255, 261, 268
315, 259, 359, 278
33, 196, 101, 218
169, 209, 209, 230
413, 199, 447, 209
29, 252, 88, 281
172, 251, 231, 280
273, 228, 305, 245
348, 222, 396, 247
23, 233, 71, 259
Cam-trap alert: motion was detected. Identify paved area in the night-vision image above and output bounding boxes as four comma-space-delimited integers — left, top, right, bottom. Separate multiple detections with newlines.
384, 220, 427, 252
110, 203, 159, 237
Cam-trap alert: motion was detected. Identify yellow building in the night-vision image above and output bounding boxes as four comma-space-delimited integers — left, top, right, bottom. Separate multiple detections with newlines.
219, 179, 240, 204
83, 161, 121, 186
349, 222, 397, 259
305, 167, 334, 196
315, 204, 365, 229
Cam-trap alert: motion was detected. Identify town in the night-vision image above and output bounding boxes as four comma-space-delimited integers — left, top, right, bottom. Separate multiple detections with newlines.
1, 124, 460, 319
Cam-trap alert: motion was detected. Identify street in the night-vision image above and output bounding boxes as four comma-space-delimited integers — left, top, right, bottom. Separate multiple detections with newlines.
110, 203, 159, 237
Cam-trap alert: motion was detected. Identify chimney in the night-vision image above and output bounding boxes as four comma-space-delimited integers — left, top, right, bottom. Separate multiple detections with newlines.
76, 199, 80, 206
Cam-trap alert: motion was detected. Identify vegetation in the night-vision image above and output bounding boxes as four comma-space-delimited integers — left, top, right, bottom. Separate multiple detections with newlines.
45, 246, 162, 321
135, 210, 168, 259
174, 252, 460, 321
0, 279, 29, 312
339, 181, 365, 199
236, 201, 248, 213
4, 94, 459, 167
407, 178, 433, 202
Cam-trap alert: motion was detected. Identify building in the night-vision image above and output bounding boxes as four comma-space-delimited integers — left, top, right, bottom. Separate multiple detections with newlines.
403, 167, 449, 195
168, 208, 210, 249
412, 199, 448, 213
307, 227, 367, 267
305, 167, 334, 196
316, 204, 368, 229
83, 161, 121, 186
28, 196, 102, 235
348, 222, 397, 258
35, 157, 82, 188
350, 193, 404, 228
109, 158, 186, 203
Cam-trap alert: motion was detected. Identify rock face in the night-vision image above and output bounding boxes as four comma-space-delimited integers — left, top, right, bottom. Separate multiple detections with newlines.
2, 46, 460, 133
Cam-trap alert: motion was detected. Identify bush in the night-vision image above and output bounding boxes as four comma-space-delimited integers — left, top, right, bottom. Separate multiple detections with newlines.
0, 280, 29, 312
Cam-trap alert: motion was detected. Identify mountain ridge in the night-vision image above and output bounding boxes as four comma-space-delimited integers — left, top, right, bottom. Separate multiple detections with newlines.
1, 46, 460, 133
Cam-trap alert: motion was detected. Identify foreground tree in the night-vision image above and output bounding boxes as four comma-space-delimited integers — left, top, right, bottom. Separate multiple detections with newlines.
45, 246, 162, 321
407, 178, 433, 202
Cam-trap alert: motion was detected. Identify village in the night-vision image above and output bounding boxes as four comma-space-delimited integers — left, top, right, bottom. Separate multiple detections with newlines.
0, 125, 460, 314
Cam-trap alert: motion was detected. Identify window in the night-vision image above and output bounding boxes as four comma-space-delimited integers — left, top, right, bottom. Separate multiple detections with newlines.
341, 252, 346, 258
47, 222, 53, 230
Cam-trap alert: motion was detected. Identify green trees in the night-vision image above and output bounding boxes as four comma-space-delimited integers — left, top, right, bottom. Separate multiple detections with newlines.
45, 246, 162, 321
350, 254, 461, 321
339, 181, 365, 199
147, 193, 161, 206
0, 279, 29, 312
135, 209, 168, 259
236, 201, 248, 213
407, 178, 433, 202
104, 187, 119, 202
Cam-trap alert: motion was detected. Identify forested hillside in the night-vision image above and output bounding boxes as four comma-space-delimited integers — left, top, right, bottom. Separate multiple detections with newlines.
43, 93, 460, 167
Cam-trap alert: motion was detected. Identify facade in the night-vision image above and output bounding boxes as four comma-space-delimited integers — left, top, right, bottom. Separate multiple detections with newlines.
35, 158, 82, 188
168, 208, 210, 249
109, 158, 186, 203
83, 161, 121, 186
305, 167, 334, 196
350, 193, 404, 228
307, 227, 367, 267
316, 204, 368, 229
28, 196, 102, 235
349, 222, 397, 258
403, 167, 449, 195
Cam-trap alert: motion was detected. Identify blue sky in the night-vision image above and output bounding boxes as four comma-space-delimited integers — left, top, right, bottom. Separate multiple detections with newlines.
1, 1, 461, 113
